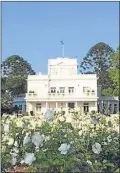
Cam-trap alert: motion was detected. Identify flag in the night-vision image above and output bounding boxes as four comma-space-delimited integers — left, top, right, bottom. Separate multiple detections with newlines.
60, 40, 64, 45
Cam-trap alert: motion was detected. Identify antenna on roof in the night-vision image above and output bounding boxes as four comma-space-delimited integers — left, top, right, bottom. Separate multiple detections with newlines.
60, 40, 64, 58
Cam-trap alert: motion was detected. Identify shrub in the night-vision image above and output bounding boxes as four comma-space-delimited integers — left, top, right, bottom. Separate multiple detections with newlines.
1, 111, 119, 173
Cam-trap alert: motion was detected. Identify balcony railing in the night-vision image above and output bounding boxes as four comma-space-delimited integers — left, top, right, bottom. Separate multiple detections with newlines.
83, 91, 95, 96
26, 92, 97, 99
27, 93, 37, 97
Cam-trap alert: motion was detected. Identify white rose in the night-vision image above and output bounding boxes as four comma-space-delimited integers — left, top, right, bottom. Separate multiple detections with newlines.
10, 152, 17, 157
78, 130, 82, 136
4, 124, 10, 133
3, 114, 9, 118
13, 147, 19, 154
66, 116, 72, 123
14, 141, 18, 147
10, 115, 16, 120
21, 153, 36, 165
107, 135, 112, 143
16, 120, 24, 128
92, 142, 102, 154
87, 160, 92, 166
32, 132, 43, 148
44, 136, 50, 142
8, 138, 14, 145
102, 141, 108, 145
59, 116, 65, 122
58, 143, 70, 155
12, 157, 17, 165
23, 136, 31, 145
2, 135, 8, 142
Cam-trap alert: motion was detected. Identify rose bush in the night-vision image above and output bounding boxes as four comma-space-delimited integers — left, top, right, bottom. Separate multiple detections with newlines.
1, 110, 120, 173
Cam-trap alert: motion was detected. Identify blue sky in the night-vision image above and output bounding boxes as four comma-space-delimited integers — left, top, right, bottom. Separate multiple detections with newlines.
2, 2, 119, 74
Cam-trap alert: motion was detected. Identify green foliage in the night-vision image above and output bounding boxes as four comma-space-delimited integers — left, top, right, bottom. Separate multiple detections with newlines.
79, 42, 114, 90
102, 46, 119, 97
102, 87, 114, 96
1, 55, 35, 109
1, 112, 119, 173
2, 55, 35, 77
109, 46, 119, 97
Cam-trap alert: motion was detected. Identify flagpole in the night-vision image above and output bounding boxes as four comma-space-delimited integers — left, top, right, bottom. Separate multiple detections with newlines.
60, 41, 64, 58
62, 43, 64, 58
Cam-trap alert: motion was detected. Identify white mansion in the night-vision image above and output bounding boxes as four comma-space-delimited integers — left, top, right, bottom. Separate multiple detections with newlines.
24, 57, 119, 115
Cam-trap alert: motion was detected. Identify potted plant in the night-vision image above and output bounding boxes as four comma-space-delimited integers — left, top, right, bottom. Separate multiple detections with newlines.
87, 89, 90, 95
91, 90, 95, 95
29, 91, 35, 93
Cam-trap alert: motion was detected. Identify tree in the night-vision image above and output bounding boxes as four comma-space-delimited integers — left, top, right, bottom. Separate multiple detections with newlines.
1, 55, 35, 97
79, 42, 114, 90
2, 55, 35, 77
108, 46, 119, 96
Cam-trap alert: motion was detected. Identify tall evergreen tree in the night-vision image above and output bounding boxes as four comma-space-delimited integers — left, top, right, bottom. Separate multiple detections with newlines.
79, 42, 114, 90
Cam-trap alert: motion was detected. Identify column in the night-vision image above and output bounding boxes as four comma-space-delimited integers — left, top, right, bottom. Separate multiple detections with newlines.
75, 102, 78, 111
65, 102, 68, 112
66, 102, 68, 108
75, 102, 77, 107
81, 102, 83, 114
46, 102, 48, 109
112, 103, 114, 114
56, 102, 58, 109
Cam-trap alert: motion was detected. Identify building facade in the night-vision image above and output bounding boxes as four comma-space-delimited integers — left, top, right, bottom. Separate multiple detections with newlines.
25, 57, 119, 115
25, 57, 99, 115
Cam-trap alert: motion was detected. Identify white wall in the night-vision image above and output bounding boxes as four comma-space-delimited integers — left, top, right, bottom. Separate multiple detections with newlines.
48, 58, 77, 76
27, 74, 97, 99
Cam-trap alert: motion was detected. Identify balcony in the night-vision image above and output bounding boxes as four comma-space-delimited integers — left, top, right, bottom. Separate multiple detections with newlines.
83, 91, 96, 96
25, 91, 98, 102
27, 93, 37, 97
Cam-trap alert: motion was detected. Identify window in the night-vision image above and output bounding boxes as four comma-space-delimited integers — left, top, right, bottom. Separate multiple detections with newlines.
68, 87, 74, 94
36, 103, 41, 112
50, 87, 56, 93
60, 87, 65, 93
83, 103, 89, 113
19, 105, 22, 110
68, 103, 74, 109
108, 104, 112, 112
83, 87, 89, 93
113, 104, 117, 114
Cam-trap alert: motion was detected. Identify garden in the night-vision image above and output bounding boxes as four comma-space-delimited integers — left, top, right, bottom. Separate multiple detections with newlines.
1, 109, 120, 173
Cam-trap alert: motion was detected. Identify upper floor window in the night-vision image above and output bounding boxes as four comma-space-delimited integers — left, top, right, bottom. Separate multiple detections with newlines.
68, 87, 74, 94
83, 87, 89, 93
59, 87, 65, 93
50, 87, 56, 93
